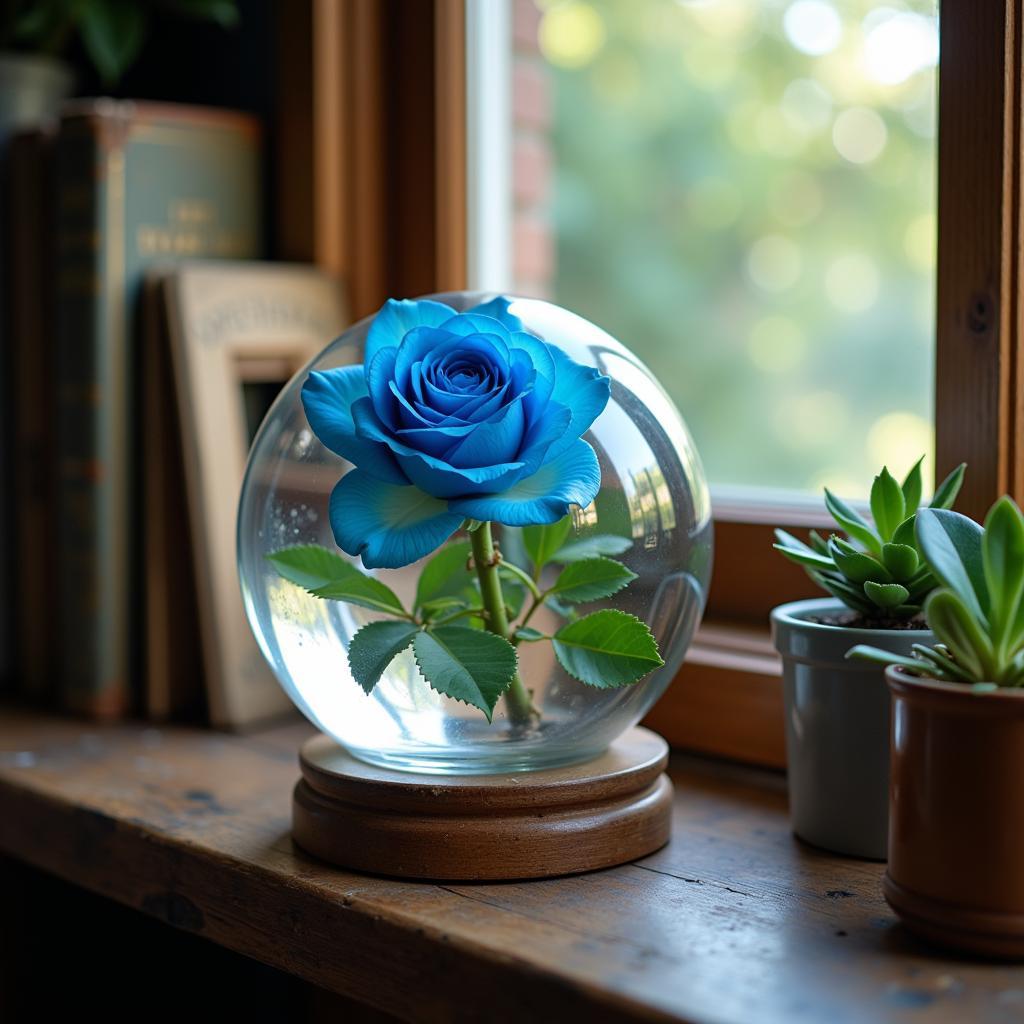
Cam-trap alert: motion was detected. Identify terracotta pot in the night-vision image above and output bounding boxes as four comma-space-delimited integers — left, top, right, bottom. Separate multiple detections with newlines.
771, 598, 932, 860
885, 666, 1024, 958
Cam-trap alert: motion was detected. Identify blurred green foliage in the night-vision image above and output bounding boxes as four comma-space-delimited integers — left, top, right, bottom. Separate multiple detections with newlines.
537, 0, 937, 496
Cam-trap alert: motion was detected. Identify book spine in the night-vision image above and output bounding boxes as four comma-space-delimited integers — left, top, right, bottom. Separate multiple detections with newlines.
9, 130, 55, 701
55, 118, 129, 718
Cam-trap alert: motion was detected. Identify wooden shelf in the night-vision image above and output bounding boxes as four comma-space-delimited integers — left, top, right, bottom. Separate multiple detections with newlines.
0, 708, 1017, 1023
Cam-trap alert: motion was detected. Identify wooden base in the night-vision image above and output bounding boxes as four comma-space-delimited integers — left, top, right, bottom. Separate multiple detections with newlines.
292, 727, 673, 880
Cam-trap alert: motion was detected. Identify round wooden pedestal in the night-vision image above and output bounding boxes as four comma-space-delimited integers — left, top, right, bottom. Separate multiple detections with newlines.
292, 727, 673, 881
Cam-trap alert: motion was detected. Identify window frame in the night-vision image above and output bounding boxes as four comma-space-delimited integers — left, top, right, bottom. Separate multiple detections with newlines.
278, 1, 1017, 768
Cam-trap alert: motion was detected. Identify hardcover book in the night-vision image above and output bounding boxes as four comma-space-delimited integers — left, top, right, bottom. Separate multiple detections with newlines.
55, 100, 262, 718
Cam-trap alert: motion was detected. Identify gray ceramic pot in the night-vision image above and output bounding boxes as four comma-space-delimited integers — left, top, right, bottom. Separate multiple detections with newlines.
770, 597, 932, 860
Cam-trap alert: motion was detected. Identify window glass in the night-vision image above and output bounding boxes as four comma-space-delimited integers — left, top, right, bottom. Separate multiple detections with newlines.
510, 0, 937, 495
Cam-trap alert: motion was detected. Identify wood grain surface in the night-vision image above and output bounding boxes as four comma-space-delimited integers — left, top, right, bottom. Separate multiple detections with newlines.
1, 709, 1023, 1023
294, 729, 672, 879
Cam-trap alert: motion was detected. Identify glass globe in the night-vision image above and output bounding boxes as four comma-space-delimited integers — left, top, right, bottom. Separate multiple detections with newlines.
238, 293, 712, 774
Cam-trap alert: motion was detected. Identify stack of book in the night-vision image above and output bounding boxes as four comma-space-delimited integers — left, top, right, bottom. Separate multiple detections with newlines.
3, 99, 326, 727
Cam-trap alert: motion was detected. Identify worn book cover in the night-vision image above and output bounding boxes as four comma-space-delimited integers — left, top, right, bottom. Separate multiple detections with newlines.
55, 100, 262, 718
162, 261, 347, 728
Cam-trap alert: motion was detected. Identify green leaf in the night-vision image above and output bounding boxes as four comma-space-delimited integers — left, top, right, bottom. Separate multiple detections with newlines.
915, 508, 989, 621
911, 643, 973, 683
267, 545, 406, 616
892, 515, 917, 549
773, 542, 836, 572
418, 597, 468, 622
80, 0, 147, 85
497, 571, 527, 618
824, 489, 882, 555
863, 581, 911, 609
547, 557, 638, 604
870, 467, 906, 543
930, 463, 967, 510
881, 543, 919, 580
828, 537, 891, 584
414, 540, 472, 610
523, 516, 573, 571
552, 610, 663, 687
514, 627, 545, 642
982, 497, 1024, 650
171, 0, 241, 27
846, 645, 926, 673
553, 534, 633, 562
808, 570, 875, 614
347, 621, 419, 694
807, 530, 830, 556
413, 626, 517, 721
901, 456, 925, 516
925, 589, 993, 681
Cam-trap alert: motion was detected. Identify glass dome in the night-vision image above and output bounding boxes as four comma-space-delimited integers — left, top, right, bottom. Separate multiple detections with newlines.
237, 293, 712, 774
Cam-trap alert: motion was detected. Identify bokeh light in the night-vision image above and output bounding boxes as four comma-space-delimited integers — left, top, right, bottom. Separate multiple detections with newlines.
784, 1, 843, 57
539, 1, 606, 68
531, 0, 938, 495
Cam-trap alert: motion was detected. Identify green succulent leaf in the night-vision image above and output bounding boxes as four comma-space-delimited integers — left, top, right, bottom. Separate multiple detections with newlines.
414, 540, 473, 610
347, 621, 419, 694
523, 516, 573, 572
828, 537, 891, 584
773, 540, 836, 572
547, 557, 638, 604
982, 496, 1024, 651
910, 643, 973, 683
807, 530, 830, 556
846, 645, 927, 673
915, 508, 989, 621
267, 545, 407, 616
863, 581, 911, 609
870, 467, 906, 543
892, 515, 917, 549
808, 570, 876, 614
824, 489, 882, 555
930, 463, 967, 510
901, 456, 925, 517
552, 610, 663, 687
881, 542, 919, 580
413, 626, 517, 721
924, 589, 993, 681
553, 534, 633, 562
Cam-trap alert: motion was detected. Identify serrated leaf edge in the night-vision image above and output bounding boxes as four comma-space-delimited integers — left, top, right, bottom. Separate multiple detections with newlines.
411, 629, 518, 723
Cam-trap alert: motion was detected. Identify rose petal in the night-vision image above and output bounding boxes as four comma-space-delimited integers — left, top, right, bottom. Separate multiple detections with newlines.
448, 439, 601, 526
351, 396, 527, 497
301, 368, 406, 484
443, 395, 526, 469
544, 345, 611, 459
466, 296, 525, 333
328, 470, 463, 569
364, 298, 454, 366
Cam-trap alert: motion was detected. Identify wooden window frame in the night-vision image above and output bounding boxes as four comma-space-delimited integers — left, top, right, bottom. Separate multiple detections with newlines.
276, 2, 1021, 768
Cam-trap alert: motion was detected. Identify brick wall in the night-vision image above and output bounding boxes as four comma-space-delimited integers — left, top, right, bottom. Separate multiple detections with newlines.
511, 0, 555, 298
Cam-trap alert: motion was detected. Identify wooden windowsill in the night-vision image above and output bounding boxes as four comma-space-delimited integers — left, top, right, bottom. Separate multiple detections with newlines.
0, 708, 1015, 1023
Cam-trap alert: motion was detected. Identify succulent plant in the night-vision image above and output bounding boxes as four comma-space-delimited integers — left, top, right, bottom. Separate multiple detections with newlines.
774, 459, 966, 621
850, 497, 1024, 688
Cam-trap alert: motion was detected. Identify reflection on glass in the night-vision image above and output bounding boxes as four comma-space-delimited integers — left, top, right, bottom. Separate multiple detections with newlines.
522, 0, 937, 496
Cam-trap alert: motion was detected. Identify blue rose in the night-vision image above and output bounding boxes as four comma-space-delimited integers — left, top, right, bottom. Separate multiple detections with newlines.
301, 296, 610, 569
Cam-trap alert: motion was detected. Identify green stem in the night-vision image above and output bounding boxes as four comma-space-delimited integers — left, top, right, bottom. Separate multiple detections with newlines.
498, 559, 543, 599
469, 522, 539, 725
